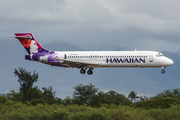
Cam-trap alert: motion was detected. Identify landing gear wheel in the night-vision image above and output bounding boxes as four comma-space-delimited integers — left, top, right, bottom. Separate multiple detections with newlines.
87, 69, 93, 75
161, 70, 165, 74
80, 69, 86, 74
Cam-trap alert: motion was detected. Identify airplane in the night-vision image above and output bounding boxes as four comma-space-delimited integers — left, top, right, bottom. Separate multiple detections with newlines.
7, 33, 173, 75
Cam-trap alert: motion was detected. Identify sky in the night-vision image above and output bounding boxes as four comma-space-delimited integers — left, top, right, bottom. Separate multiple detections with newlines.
0, 0, 180, 52
0, 0, 180, 98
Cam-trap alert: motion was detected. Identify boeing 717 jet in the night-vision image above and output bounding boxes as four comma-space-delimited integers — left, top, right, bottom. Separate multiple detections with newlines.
8, 33, 173, 75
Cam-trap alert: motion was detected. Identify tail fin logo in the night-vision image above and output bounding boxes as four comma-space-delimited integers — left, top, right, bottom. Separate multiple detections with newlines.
15, 33, 48, 54
20, 39, 38, 54
30, 40, 38, 54
20, 39, 31, 48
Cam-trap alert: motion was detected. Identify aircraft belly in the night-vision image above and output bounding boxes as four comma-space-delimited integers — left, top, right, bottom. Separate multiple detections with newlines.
105, 63, 136, 67
103, 62, 161, 68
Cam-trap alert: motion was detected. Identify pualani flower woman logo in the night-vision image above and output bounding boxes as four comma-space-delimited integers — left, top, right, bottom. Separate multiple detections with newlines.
20, 39, 31, 48
20, 38, 38, 54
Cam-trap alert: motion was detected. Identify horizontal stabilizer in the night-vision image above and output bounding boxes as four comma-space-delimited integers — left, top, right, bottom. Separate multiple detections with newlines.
4, 35, 32, 39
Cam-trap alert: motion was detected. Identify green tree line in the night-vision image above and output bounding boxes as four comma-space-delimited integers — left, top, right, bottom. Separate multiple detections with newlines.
0, 67, 180, 107
0, 67, 180, 119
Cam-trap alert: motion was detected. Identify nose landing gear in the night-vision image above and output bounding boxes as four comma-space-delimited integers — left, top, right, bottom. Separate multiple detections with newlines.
161, 69, 165, 74
161, 67, 165, 74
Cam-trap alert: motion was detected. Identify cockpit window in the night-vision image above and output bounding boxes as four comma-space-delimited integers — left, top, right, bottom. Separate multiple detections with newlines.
156, 53, 164, 57
159, 53, 164, 56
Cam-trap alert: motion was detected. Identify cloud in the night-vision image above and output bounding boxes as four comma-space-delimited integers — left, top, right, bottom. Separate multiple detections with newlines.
0, 0, 179, 52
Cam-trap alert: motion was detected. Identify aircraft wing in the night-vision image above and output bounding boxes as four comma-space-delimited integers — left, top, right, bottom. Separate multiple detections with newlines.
52, 57, 100, 68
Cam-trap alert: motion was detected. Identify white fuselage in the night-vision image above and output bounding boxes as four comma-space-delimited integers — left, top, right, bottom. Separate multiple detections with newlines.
13, 33, 173, 75
55, 51, 173, 68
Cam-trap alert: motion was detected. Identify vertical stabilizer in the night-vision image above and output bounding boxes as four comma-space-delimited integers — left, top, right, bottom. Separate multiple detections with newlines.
15, 33, 49, 54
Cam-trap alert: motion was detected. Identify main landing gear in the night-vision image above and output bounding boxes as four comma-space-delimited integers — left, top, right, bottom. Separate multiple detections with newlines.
161, 67, 165, 74
80, 68, 93, 75
80, 69, 86, 74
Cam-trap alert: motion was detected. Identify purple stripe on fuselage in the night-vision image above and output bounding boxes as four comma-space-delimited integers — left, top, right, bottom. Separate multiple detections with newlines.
25, 52, 67, 67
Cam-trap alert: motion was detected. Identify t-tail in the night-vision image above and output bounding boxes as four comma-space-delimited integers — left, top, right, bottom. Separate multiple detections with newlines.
15, 33, 49, 54
13, 33, 64, 67
15, 33, 53, 62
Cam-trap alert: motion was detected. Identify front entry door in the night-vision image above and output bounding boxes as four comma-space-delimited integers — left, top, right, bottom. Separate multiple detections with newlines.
149, 55, 153, 62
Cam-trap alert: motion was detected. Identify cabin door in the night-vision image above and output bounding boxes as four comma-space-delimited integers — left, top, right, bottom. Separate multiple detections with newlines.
149, 55, 153, 62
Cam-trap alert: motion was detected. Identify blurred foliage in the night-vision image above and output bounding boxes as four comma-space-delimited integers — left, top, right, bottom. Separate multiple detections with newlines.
1, 68, 180, 119
0, 100, 180, 120
128, 91, 139, 102
130, 97, 180, 109
72, 83, 132, 107
151, 89, 180, 100
42, 86, 56, 100
14, 67, 38, 101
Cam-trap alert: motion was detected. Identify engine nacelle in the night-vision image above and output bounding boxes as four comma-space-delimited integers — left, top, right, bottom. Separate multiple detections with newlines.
58, 54, 67, 59
57, 54, 67, 63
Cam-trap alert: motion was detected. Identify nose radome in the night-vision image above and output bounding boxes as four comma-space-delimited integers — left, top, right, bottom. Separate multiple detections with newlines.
170, 59, 174, 65
168, 59, 174, 65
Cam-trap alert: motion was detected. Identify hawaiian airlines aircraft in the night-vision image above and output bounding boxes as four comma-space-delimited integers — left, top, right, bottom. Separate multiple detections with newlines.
8, 33, 173, 75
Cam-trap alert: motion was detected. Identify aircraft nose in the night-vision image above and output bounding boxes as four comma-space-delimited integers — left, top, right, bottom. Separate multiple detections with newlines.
168, 58, 174, 66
